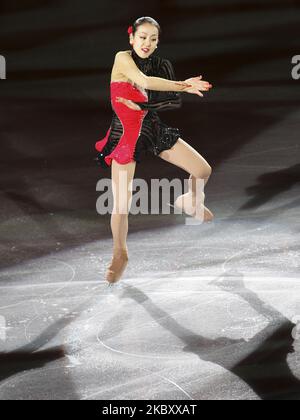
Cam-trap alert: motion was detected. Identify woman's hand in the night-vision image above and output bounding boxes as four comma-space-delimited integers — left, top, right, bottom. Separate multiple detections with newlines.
183, 76, 212, 97
116, 97, 142, 110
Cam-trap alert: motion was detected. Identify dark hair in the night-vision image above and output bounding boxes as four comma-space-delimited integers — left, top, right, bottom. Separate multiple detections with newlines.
132, 16, 161, 37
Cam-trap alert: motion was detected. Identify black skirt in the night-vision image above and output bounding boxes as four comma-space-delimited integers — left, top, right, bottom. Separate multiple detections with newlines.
95, 109, 181, 169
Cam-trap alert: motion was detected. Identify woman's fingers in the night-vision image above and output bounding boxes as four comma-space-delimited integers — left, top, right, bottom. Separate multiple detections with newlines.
116, 97, 131, 106
116, 96, 128, 102
187, 78, 212, 92
116, 97, 141, 110
185, 75, 213, 97
198, 81, 212, 91
191, 89, 203, 97
191, 76, 212, 88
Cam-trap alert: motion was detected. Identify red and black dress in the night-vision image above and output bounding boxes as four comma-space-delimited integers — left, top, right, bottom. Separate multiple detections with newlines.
95, 48, 182, 169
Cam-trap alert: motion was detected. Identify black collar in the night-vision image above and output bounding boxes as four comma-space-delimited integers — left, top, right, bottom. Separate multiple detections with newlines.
130, 48, 154, 74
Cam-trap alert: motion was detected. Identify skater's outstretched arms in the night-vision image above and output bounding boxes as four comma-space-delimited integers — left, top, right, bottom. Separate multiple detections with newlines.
115, 51, 211, 94
133, 59, 182, 111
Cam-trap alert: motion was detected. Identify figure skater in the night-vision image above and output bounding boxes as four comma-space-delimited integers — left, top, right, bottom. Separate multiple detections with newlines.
95, 16, 213, 284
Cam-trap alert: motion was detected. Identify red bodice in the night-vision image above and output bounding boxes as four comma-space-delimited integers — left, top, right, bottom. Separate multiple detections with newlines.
95, 81, 148, 166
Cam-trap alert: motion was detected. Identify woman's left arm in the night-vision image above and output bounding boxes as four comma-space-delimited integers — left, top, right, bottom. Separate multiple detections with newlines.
132, 59, 183, 112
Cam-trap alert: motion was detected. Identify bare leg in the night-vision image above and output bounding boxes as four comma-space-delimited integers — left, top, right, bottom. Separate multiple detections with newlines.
106, 159, 136, 283
158, 138, 214, 221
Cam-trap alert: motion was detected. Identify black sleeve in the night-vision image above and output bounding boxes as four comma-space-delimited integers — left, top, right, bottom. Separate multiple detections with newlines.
133, 59, 182, 112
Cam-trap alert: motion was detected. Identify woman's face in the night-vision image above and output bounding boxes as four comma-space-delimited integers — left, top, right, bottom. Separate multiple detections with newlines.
130, 23, 159, 58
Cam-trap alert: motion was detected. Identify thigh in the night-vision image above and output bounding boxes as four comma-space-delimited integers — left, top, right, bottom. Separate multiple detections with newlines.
111, 159, 136, 213
158, 138, 212, 179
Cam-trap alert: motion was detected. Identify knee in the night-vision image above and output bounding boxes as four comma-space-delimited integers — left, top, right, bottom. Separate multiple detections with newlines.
113, 202, 131, 215
113, 193, 132, 215
195, 164, 212, 180
206, 165, 212, 179
113, 207, 129, 215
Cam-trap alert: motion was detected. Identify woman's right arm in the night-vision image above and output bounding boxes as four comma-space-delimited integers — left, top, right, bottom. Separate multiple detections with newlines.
115, 52, 192, 92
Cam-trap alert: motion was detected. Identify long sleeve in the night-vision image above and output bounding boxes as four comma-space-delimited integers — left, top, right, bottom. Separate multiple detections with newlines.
133, 58, 182, 112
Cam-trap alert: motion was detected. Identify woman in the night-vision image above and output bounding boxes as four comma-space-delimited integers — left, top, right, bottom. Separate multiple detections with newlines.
95, 16, 213, 284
